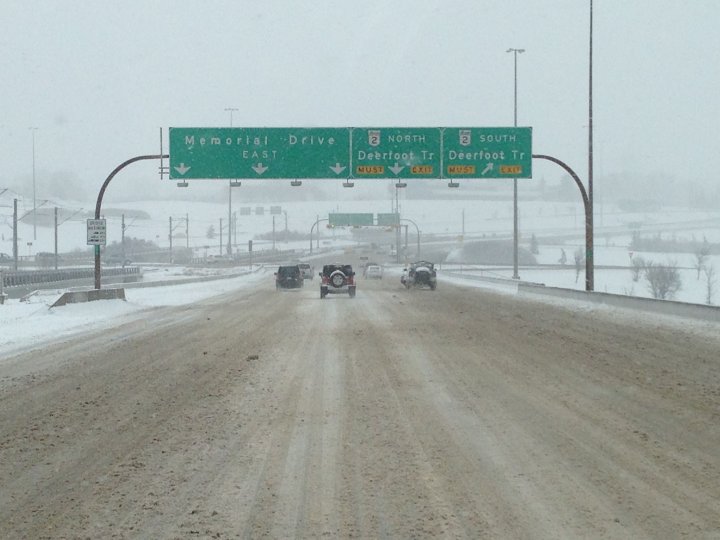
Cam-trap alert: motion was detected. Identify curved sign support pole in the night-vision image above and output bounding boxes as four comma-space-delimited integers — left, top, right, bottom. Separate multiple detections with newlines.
533, 154, 593, 292
94, 154, 168, 289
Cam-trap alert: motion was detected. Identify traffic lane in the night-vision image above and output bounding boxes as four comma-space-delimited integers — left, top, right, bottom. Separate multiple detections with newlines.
0, 273, 718, 537
318, 276, 720, 536
0, 280, 293, 537
378, 278, 720, 536
245, 275, 720, 536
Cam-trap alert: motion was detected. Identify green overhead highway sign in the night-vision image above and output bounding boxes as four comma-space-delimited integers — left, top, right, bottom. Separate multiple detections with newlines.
328, 213, 374, 227
376, 213, 400, 226
169, 127, 532, 180
351, 128, 441, 179
169, 127, 350, 180
443, 127, 532, 179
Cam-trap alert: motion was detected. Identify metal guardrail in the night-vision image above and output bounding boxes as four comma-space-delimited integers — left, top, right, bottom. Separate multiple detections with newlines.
2, 266, 140, 288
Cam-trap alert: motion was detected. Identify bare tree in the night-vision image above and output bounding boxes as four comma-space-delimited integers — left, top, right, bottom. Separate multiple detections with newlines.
644, 260, 682, 300
694, 237, 711, 279
558, 248, 567, 266
630, 255, 645, 282
704, 264, 716, 305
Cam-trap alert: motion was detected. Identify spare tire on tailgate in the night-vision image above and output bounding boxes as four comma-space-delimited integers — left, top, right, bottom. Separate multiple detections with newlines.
330, 271, 346, 288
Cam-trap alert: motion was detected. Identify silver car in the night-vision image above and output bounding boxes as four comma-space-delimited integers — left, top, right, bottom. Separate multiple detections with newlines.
365, 264, 383, 279
298, 263, 314, 280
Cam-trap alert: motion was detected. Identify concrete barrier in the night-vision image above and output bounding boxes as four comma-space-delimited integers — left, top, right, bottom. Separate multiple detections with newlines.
517, 282, 720, 322
51, 288, 126, 308
442, 271, 720, 323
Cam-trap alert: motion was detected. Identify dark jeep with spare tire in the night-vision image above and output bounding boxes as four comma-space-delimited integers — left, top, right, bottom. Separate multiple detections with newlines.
319, 263, 356, 298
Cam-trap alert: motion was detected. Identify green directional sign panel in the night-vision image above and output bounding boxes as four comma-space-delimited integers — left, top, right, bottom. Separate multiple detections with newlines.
351, 128, 441, 179
169, 126, 533, 180
169, 127, 351, 179
443, 127, 532, 179
376, 213, 400, 226
328, 213, 374, 227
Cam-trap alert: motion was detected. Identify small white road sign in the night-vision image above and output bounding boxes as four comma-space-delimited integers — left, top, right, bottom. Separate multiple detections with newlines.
87, 219, 107, 246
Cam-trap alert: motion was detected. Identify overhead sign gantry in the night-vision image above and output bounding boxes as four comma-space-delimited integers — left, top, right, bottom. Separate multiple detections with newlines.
169, 127, 532, 180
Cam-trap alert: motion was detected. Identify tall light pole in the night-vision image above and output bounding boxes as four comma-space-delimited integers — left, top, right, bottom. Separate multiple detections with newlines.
29, 127, 39, 240
587, 0, 595, 290
506, 48, 524, 280
225, 107, 238, 256
393, 181, 407, 262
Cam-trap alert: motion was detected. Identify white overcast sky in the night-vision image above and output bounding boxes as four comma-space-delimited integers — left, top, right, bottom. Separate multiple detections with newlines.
1, 0, 718, 195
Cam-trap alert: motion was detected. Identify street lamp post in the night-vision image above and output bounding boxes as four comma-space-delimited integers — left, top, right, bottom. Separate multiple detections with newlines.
587, 0, 595, 290
29, 127, 39, 240
225, 107, 239, 257
394, 182, 407, 263
506, 48, 524, 280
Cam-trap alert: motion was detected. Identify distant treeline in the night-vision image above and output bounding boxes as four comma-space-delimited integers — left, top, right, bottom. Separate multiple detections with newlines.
629, 232, 714, 254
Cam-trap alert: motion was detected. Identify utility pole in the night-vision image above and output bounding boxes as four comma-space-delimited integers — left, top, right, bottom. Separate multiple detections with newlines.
121, 213, 126, 262
233, 212, 237, 251
13, 199, 18, 271
169, 216, 173, 262
227, 181, 233, 256
30, 127, 39, 240
54, 207, 58, 269
219, 218, 223, 255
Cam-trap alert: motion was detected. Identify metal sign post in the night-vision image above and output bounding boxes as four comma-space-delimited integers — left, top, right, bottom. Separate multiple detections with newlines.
93, 154, 168, 289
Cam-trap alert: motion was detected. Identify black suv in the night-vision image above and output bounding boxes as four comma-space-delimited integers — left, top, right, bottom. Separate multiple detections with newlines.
319, 263, 356, 298
275, 265, 304, 289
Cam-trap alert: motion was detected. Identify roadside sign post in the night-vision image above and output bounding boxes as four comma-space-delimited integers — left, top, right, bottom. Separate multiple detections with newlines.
94, 154, 167, 290
87, 219, 107, 246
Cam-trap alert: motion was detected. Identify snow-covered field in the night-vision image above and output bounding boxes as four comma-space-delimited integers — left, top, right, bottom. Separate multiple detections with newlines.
443, 242, 720, 305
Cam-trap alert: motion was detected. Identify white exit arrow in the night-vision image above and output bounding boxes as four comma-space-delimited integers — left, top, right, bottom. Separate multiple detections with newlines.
252, 163, 269, 175
481, 163, 494, 175
174, 163, 191, 175
330, 163, 347, 175
389, 162, 405, 175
